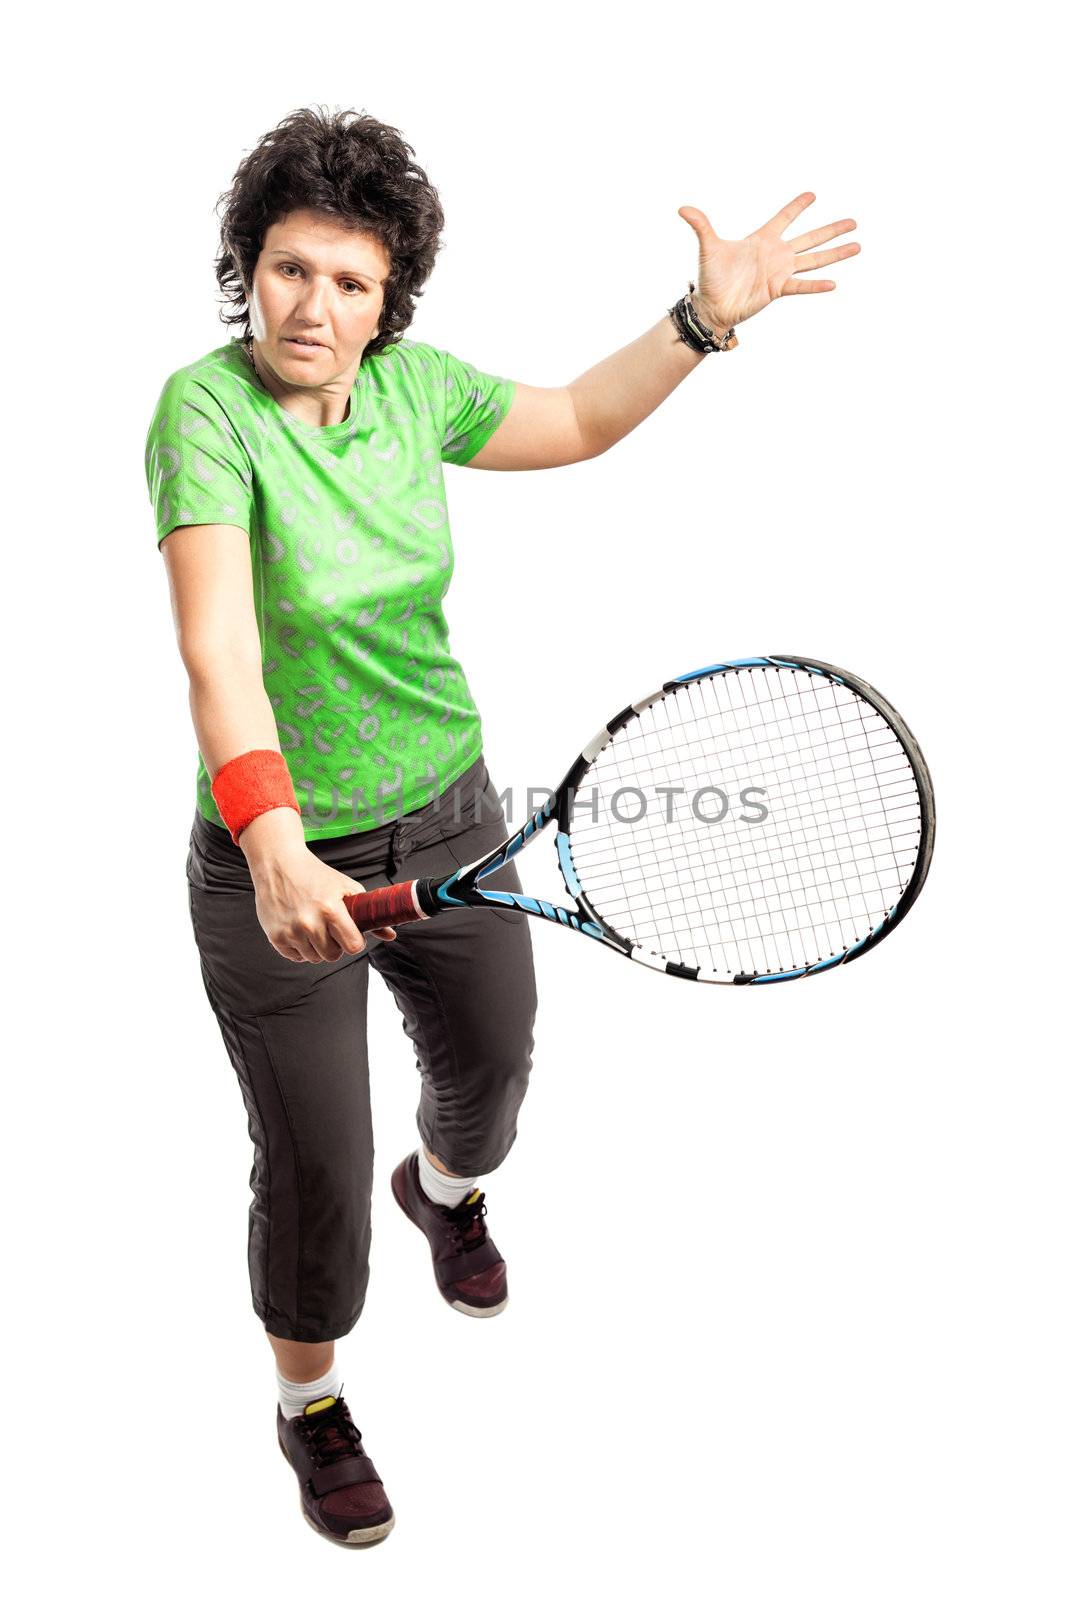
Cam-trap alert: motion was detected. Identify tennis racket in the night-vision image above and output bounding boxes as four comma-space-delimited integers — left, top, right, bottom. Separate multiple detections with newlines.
344, 656, 935, 985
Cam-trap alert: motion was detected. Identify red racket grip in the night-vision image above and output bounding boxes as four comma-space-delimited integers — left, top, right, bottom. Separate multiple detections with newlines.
344, 880, 427, 932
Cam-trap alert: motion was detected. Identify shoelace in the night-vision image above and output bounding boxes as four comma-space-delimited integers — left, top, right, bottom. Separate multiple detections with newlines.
442, 1193, 489, 1253
299, 1385, 366, 1467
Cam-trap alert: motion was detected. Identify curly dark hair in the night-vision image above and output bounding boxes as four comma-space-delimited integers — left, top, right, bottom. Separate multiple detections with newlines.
214, 105, 446, 359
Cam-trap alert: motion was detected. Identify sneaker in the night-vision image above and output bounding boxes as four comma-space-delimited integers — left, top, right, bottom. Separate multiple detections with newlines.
391, 1151, 509, 1317
277, 1386, 395, 1546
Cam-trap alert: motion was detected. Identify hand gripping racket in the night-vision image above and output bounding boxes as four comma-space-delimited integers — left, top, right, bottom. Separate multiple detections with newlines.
344, 656, 935, 984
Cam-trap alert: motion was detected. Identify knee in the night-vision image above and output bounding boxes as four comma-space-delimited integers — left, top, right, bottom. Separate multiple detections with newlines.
485, 1040, 533, 1108
453, 1046, 533, 1173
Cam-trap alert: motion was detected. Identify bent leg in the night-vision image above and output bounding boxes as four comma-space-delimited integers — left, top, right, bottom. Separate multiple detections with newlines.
367, 827, 538, 1176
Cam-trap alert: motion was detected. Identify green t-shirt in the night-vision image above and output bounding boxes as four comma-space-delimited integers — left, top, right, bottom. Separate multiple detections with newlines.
145, 337, 514, 840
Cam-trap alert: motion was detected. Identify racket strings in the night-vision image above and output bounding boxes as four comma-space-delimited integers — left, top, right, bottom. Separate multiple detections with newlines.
565, 667, 922, 975
584, 691, 907, 896
588, 668, 915, 966
571, 762, 917, 871
645, 672, 914, 971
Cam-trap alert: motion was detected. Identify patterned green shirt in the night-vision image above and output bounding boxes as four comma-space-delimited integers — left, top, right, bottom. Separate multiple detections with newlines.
145, 337, 514, 839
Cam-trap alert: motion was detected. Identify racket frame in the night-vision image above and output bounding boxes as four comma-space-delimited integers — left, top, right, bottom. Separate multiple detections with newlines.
356, 655, 936, 985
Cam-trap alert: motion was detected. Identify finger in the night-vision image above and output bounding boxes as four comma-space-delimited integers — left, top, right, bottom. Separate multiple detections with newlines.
328, 915, 367, 956
303, 924, 346, 962
677, 205, 720, 242
780, 278, 837, 294
786, 218, 858, 253
368, 927, 398, 942
791, 243, 861, 273
327, 921, 369, 953
764, 191, 816, 236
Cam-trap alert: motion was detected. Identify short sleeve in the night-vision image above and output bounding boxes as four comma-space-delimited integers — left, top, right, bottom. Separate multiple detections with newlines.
436, 348, 516, 465
145, 372, 255, 547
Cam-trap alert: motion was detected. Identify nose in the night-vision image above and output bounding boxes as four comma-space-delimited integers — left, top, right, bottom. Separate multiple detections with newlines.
297, 276, 331, 326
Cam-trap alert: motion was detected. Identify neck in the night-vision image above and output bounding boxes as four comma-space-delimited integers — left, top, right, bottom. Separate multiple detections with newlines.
244, 337, 353, 427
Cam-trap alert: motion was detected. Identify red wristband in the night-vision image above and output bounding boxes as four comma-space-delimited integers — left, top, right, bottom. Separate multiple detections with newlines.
210, 748, 301, 846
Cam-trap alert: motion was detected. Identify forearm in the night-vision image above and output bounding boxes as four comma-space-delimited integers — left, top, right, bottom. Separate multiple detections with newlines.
186, 657, 306, 868
568, 310, 726, 458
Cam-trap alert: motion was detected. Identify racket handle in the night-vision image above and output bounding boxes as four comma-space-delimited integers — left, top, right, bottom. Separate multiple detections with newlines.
344, 880, 427, 932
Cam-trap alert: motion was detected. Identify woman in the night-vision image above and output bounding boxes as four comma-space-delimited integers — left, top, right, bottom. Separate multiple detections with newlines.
144, 104, 859, 1548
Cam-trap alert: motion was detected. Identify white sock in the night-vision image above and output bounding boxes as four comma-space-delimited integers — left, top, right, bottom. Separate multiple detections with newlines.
418, 1144, 480, 1208
277, 1359, 342, 1420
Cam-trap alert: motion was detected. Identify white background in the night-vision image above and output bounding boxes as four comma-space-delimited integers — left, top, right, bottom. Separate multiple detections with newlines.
6, 2, 1063, 1594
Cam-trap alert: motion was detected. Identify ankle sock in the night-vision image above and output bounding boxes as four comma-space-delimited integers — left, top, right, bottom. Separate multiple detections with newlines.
277, 1358, 342, 1420
417, 1144, 480, 1208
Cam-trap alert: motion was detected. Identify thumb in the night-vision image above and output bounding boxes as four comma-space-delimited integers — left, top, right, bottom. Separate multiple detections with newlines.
678, 205, 720, 244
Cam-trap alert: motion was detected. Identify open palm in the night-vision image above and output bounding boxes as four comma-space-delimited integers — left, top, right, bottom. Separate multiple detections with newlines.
678, 192, 860, 339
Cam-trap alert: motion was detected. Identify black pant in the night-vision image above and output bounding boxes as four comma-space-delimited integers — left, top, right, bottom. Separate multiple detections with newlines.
185, 755, 537, 1342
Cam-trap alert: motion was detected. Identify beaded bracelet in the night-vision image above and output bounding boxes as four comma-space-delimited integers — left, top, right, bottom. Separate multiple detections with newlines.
668, 281, 737, 353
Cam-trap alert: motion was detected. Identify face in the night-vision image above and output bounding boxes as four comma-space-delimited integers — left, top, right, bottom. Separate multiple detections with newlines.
245, 209, 391, 384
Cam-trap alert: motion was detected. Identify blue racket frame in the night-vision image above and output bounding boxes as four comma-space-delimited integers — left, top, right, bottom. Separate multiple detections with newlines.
408, 656, 935, 985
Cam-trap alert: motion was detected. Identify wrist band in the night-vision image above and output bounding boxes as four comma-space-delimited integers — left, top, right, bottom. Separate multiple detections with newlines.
210, 748, 301, 846
668, 281, 737, 353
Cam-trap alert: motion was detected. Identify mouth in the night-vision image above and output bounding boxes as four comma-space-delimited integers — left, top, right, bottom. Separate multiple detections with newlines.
285, 337, 325, 349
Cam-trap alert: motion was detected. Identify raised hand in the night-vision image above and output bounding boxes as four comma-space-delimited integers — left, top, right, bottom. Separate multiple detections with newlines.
677, 192, 860, 339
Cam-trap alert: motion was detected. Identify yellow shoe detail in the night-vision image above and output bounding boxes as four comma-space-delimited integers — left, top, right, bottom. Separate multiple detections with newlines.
305, 1394, 337, 1416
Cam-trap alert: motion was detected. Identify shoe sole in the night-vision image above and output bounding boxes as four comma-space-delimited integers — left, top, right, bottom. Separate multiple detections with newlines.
278, 1436, 395, 1547
391, 1170, 509, 1317
450, 1294, 509, 1317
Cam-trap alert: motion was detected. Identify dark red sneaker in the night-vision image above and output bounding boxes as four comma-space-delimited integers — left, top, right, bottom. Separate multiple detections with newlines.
391, 1151, 509, 1317
277, 1386, 395, 1546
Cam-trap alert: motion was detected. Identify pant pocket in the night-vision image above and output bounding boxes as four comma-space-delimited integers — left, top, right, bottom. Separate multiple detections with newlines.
186, 819, 255, 896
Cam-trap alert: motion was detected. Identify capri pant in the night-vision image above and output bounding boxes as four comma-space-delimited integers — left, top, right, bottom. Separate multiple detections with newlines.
185, 754, 537, 1342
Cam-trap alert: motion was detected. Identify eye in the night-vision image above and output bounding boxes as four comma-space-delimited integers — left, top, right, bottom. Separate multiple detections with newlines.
277, 263, 364, 294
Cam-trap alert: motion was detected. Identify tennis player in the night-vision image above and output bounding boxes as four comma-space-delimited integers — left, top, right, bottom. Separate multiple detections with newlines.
144, 104, 859, 1547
